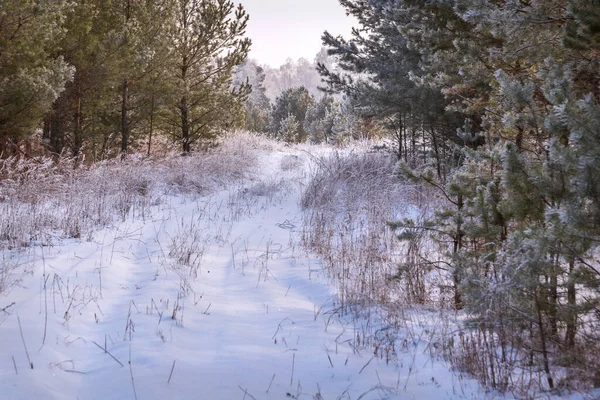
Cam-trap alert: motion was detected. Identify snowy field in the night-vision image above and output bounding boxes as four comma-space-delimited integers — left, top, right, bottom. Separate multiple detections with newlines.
0, 137, 521, 399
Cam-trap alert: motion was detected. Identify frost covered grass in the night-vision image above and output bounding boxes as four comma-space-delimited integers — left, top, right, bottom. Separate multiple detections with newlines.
0, 131, 266, 253
298, 146, 455, 382
299, 145, 449, 310
300, 147, 405, 308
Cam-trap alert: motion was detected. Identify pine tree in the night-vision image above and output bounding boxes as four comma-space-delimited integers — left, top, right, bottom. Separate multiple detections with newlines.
357, 0, 600, 392
165, 0, 251, 153
234, 60, 271, 132
0, 0, 73, 153
269, 86, 314, 141
319, 0, 464, 167
277, 113, 300, 143
44, 0, 124, 159
304, 95, 336, 144
111, 0, 174, 159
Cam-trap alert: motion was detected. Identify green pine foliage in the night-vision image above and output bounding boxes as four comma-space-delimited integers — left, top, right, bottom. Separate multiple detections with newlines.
164, 0, 251, 153
325, 0, 600, 393
268, 86, 315, 142
0, 0, 73, 147
1, 0, 599, 392
0, 0, 252, 158
234, 60, 272, 133
277, 113, 300, 143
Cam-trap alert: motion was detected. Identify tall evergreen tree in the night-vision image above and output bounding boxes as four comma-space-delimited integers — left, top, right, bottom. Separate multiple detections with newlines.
44, 0, 124, 159
0, 0, 73, 153
165, 0, 251, 153
269, 86, 315, 142
111, 0, 173, 159
234, 60, 271, 132
319, 0, 464, 168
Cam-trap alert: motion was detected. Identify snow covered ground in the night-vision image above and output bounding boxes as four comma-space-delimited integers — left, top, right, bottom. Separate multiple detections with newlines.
1, 141, 498, 399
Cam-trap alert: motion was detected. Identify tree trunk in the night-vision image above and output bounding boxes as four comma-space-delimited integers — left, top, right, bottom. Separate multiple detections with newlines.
73, 89, 83, 162
44, 99, 66, 157
411, 123, 416, 166
453, 192, 464, 309
121, 79, 129, 160
535, 290, 554, 390
403, 116, 408, 162
147, 93, 155, 157
430, 125, 442, 180
42, 115, 51, 149
180, 95, 190, 153
422, 126, 426, 165
179, 3, 190, 154
121, 0, 132, 160
394, 114, 403, 160
548, 254, 559, 339
565, 257, 576, 348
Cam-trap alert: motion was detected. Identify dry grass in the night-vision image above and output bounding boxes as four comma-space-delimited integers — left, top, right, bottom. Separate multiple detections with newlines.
0, 131, 265, 258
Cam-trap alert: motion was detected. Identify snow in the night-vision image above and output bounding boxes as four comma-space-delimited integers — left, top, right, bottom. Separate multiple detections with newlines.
1, 143, 494, 399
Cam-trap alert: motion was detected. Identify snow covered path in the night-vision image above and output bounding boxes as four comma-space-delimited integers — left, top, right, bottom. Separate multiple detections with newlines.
0, 148, 484, 399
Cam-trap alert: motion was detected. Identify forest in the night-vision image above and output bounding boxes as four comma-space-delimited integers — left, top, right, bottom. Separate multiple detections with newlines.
1, 0, 600, 398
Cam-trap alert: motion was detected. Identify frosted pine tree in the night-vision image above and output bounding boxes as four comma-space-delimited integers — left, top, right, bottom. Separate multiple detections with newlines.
0, 0, 73, 151
277, 114, 300, 143
268, 87, 315, 141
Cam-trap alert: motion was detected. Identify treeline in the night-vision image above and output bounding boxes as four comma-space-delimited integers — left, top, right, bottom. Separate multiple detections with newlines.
235, 55, 361, 144
238, 54, 326, 102
0, 0, 250, 160
319, 0, 600, 393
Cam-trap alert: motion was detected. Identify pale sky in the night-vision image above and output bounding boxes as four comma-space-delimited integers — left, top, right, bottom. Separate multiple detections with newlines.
238, 0, 356, 67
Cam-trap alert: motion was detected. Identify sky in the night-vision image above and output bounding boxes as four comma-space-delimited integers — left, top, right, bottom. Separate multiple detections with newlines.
238, 0, 357, 67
